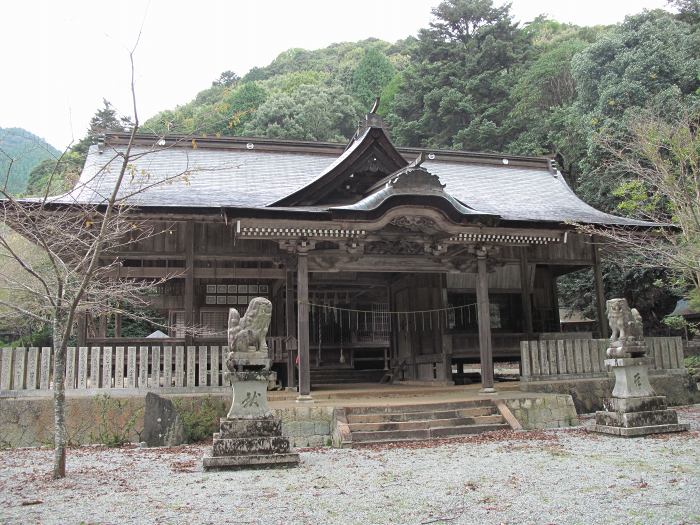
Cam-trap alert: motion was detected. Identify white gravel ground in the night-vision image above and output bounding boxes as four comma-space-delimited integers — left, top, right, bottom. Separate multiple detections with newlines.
1, 406, 699, 525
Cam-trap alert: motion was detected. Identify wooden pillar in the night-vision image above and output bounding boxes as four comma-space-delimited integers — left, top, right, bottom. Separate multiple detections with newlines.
592, 239, 609, 339
519, 248, 534, 336
285, 270, 297, 390
114, 313, 122, 338
476, 251, 495, 392
296, 252, 312, 401
98, 315, 108, 338
440, 274, 453, 382
184, 221, 195, 346
76, 312, 87, 347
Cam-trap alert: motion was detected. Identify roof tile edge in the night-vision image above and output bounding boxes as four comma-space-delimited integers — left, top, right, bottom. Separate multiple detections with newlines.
103, 132, 553, 170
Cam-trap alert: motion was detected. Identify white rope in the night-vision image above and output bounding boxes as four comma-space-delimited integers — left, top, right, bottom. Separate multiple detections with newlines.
305, 302, 477, 315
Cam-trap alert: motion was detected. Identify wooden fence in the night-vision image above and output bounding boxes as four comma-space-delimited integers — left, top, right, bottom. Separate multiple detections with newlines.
520, 336, 686, 382
0, 337, 287, 396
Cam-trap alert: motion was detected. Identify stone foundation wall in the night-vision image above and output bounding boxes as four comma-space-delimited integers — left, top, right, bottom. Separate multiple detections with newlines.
273, 406, 334, 448
521, 373, 700, 414
0, 393, 334, 449
501, 394, 579, 430
0, 395, 146, 448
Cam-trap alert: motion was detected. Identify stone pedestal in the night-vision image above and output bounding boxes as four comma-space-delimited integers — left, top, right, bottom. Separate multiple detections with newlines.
608, 357, 655, 398
225, 371, 273, 419
592, 357, 688, 437
203, 373, 299, 470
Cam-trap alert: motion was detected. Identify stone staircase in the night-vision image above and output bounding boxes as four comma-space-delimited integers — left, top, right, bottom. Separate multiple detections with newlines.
311, 367, 385, 385
338, 399, 510, 447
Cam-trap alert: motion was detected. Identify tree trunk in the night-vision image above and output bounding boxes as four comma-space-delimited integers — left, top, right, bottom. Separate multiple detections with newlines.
52, 320, 66, 479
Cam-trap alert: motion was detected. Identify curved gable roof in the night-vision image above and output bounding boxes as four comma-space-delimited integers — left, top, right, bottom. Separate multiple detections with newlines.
48, 130, 655, 227
271, 126, 407, 206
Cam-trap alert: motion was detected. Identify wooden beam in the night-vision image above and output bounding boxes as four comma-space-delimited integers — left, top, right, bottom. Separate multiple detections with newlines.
103, 252, 186, 259
184, 222, 195, 346
296, 253, 312, 401
114, 313, 122, 338
592, 239, 609, 339
76, 313, 87, 347
194, 268, 285, 279
476, 252, 495, 392
98, 315, 108, 338
520, 248, 534, 337
286, 270, 297, 390
101, 267, 285, 279
493, 399, 523, 430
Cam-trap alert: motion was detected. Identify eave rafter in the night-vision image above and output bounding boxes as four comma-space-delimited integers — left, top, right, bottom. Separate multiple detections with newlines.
233, 211, 565, 247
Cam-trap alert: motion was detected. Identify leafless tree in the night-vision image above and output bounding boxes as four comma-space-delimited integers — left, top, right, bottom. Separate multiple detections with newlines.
577, 110, 700, 305
0, 42, 201, 478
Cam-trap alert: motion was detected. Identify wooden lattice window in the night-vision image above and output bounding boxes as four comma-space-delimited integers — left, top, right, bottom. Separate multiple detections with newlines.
200, 309, 228, 338
372, 303, 390, 341
168, 310, 185, 338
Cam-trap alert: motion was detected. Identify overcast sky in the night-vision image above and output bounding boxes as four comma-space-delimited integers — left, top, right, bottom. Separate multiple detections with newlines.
2, 0, 670, 150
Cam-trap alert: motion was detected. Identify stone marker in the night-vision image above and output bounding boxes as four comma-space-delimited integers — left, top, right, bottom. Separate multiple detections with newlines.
142, 392, 186, 447
591, 298, 689, 437
203, 297, 299, 470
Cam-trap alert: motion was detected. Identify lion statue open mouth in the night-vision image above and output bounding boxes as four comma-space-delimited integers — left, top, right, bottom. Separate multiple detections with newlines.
226, 297, 272, 371
606, 298, 645, 357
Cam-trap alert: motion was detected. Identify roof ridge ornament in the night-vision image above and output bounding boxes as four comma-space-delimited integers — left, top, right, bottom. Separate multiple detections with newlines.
407, 152, 426, 169
363, 155, 437, 195
347, 97, 388, 148
388, 166, 446, 193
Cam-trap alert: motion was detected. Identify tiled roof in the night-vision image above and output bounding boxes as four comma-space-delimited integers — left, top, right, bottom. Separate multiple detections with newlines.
51, 136, 652, 227
56, 144, 335, 208
424, 161, 639, 225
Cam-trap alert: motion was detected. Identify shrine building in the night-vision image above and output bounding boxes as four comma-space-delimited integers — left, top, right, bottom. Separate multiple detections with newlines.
54, 109, 650, 398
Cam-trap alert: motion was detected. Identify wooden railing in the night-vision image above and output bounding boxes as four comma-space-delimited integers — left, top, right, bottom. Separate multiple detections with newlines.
0, 337, 287, 395
520, 336, 686, 382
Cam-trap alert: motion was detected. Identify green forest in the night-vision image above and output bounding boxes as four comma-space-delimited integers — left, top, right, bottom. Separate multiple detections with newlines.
142, 0, 700, 332
0, 127, 60, 194
14, 0, 700, 334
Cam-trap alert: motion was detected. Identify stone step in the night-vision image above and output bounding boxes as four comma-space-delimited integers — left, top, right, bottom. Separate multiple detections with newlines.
341, 400, 510, 446
344, 399, 493, 415
606, 396, 668, 413
212, 435, 291, 457
595, 409, 680, 428
591, 422, 690, 437
311, 368, 383, 373
218, 417, 281, 439
203, 452, 300, 471
351, 428, 429, 442
313, 379, 383, 384
429, 423, 510, 438
311, 369, 385, 384
311, 368, 384, 373
347, 414, 504, 432
350, 423, 508, 445
346, 406, 496, 424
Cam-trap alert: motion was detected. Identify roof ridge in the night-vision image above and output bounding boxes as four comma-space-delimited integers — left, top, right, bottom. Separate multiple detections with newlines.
102, 131, 553, 169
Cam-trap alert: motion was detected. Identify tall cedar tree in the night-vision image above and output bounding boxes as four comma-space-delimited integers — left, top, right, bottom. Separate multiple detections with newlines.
387, 0, 531, 150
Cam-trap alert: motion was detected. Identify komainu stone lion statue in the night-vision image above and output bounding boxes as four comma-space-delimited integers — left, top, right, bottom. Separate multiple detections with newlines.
606, 298, 643, 343
606, 298, 645, 357
227, 297, 272, 356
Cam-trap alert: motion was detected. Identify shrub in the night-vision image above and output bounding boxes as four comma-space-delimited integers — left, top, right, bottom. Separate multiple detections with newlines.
173, 396, 226, 443
89, 394, 141, 447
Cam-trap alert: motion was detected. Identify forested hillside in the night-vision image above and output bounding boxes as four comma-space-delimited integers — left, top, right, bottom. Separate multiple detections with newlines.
13, 0, 687, 332
145, 2, 699, 204
141, 0, 700, 329
0, 127, 60, 194
144, 38, 412, 142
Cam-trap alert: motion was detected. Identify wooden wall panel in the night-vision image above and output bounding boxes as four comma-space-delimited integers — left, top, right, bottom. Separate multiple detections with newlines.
446, 263, 522, 290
